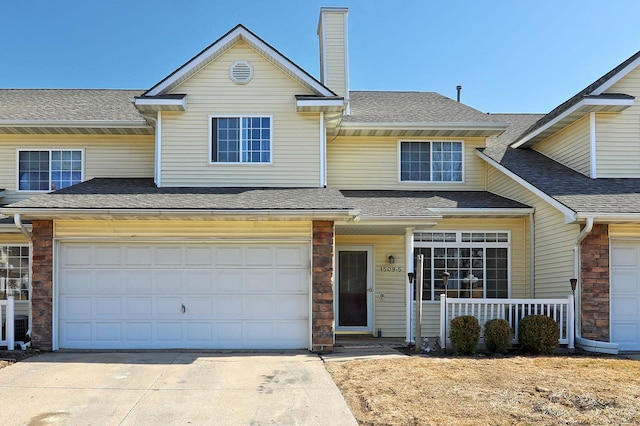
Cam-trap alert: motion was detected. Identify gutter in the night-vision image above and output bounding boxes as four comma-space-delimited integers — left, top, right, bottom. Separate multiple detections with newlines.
572, 217, 619, 354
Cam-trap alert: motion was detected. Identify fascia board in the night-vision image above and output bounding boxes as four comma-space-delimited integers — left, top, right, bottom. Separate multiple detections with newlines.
576, 212, 640, 223
134, 97, 187, 108
340, 122, 509, 133
429, 207, 535, 216
0, 120, 150, 129
476, 150, 577, 222
511, 97, 635, 148
591, 55, 640, 95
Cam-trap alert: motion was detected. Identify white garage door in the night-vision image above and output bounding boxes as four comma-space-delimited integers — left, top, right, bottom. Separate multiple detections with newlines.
611, 240, 640, 351
58, 242, 310, 350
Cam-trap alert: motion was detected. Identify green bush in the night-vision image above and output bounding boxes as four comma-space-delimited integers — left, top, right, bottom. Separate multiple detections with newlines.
450, 315, 481, 355
518, 315, 560, 355
484, 319, 512, 354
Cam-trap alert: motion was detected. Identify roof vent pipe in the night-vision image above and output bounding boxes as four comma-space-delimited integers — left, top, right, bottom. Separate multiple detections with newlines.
456, 85, 462, 102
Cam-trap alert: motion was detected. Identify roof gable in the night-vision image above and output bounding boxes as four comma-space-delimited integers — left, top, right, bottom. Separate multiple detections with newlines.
144, 24, 336, 98
512, 50, 640, 148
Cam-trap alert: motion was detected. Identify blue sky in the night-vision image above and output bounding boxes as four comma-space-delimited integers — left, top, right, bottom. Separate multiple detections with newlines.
2, 0, 639, 113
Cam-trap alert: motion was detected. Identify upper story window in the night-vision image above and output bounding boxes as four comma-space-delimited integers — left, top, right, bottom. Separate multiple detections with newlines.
210, 116, 272, 163
400, 141, 463, 182
18, 150, 83, 191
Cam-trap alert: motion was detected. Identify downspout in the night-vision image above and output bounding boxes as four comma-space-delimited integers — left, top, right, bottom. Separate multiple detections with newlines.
14, 213, 32, 241
573, 217, 618, 354
14, 213, 33, 349
529, 212, 535, 298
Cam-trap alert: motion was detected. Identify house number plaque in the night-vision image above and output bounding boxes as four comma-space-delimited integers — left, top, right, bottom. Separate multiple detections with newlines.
380, 266, 403, 272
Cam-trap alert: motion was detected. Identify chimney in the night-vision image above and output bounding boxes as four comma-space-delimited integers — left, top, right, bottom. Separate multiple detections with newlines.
318, 7, 349, 113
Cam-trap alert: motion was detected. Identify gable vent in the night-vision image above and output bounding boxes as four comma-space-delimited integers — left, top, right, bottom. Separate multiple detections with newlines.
229, 61, 253, 84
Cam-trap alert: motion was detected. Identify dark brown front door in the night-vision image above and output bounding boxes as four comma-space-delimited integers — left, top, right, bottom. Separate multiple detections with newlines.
338, 250, 368, 327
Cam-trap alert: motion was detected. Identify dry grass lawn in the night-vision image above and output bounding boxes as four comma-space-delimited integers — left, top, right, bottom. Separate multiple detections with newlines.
326, 355, 640, 425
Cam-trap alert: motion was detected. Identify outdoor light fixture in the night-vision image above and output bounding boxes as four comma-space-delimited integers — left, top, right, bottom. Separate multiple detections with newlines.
407, 272, 415, 284
388, 254, 395, 264
570, 278, 578, 292
442, 271, 450, 287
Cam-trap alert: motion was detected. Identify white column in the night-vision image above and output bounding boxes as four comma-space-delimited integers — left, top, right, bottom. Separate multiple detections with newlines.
405, 227, 414, 343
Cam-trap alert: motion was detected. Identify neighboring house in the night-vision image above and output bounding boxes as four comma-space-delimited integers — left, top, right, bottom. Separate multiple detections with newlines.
0, 7, 638, 352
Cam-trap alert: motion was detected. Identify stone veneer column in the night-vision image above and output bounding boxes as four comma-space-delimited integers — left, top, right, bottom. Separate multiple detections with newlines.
580, 223, 610, 341
31, 220, 54, 351
312, 221, 335, 352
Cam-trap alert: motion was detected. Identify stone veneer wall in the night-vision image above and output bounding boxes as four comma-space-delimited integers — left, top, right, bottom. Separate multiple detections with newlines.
580, 223, 610, 341
311, 221, 335, 352
31, 220, 54, 351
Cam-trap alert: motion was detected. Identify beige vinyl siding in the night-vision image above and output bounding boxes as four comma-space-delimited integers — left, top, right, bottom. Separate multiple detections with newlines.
0, 233, 30, 244
336, 235, 406, 337
487, 167, 578, 297
161, 41, 321, 187
0, 134, 154, 204
54, 220, 312, 239
610, 224, 640, 238
595, 68, 640, 177
319, 11, 347, 97
534, 115, 591, 177
327, 136, 487, 190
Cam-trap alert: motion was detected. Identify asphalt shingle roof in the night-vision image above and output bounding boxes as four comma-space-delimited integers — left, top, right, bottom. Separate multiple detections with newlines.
483, 114, 640, 215
0, 89, 147, 122
344, 91, 503, 124
341, 190, 531, 217
3, 178, 355, 211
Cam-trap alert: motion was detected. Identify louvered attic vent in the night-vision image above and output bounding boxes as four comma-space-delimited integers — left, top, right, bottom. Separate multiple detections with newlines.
229, 61, 253, 84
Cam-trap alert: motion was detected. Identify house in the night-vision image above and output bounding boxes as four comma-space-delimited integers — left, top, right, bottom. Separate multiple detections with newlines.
0, 7, 638, 352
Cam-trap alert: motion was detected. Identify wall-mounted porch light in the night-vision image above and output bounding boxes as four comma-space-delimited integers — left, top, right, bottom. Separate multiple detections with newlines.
387, 254, 395, 264
407, 272, 415, 284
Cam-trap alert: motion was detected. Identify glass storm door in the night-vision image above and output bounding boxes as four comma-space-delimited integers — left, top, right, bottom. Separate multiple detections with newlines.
337, 247, 372, 331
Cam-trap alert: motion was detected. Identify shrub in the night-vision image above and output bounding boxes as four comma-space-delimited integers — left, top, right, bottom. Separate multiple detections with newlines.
484, 319, 512, 354
450, 315, 481, 355
518, 315, 560, 355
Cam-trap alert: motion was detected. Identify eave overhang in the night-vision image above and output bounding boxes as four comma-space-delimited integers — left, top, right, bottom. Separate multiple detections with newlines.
0, 120, 153, 135
511, 95, 635, 148
429, 207, 535, 217
295, 96, 345, 112
0, 208, 358, 222
337, 121, 509, 138
133, 94, 187, 112
576, 212, 640, 223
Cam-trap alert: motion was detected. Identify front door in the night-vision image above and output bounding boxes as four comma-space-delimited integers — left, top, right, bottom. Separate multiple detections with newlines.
336, 246, 373, 332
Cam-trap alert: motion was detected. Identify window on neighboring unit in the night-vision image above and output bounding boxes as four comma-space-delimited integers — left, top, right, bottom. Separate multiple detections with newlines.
413, 231, 509, 301
0, 246, 30, 301
18, 150, 83, 191
210, 116, 272, 163
400, 141, 463, 182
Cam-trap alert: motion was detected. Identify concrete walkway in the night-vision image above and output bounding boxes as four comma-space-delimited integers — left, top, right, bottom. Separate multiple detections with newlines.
0, 351, 357, 426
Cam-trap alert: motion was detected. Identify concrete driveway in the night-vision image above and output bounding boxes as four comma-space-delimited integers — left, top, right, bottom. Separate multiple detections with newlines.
0, 351, 357, 425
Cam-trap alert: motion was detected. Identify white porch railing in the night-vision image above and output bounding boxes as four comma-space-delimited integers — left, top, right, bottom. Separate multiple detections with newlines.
0, 296, 15, 351
439, 295, 574, 350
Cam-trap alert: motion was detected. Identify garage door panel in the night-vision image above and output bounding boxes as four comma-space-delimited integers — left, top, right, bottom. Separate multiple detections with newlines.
59, 242, 310, 349
61, 271, 92, 293
125, 322, 152, 341
217, 247, 243, 266
125, 271, 153, 292
125, 247, 153, 266
126, 297, 152, 316
216, 270, 243, 292
95, 297, 122, 316
96, 270, 122, 292
611, 240, 640, 350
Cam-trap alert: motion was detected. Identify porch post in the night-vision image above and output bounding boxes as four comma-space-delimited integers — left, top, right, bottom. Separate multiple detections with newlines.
405, 228, 414, 344
6, 295, 14, 351
568, 294, 575, 350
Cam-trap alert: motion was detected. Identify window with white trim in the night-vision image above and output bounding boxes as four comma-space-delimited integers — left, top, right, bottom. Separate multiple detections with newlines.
210, 116, 271, 163
18, 150, 83, 191
414, 231, 509, 301
0, 246, 30, 301
400, 141, 463, 182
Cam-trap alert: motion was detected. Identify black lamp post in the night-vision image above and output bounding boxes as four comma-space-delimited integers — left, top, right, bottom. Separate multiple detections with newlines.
442, 272, 450, 352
